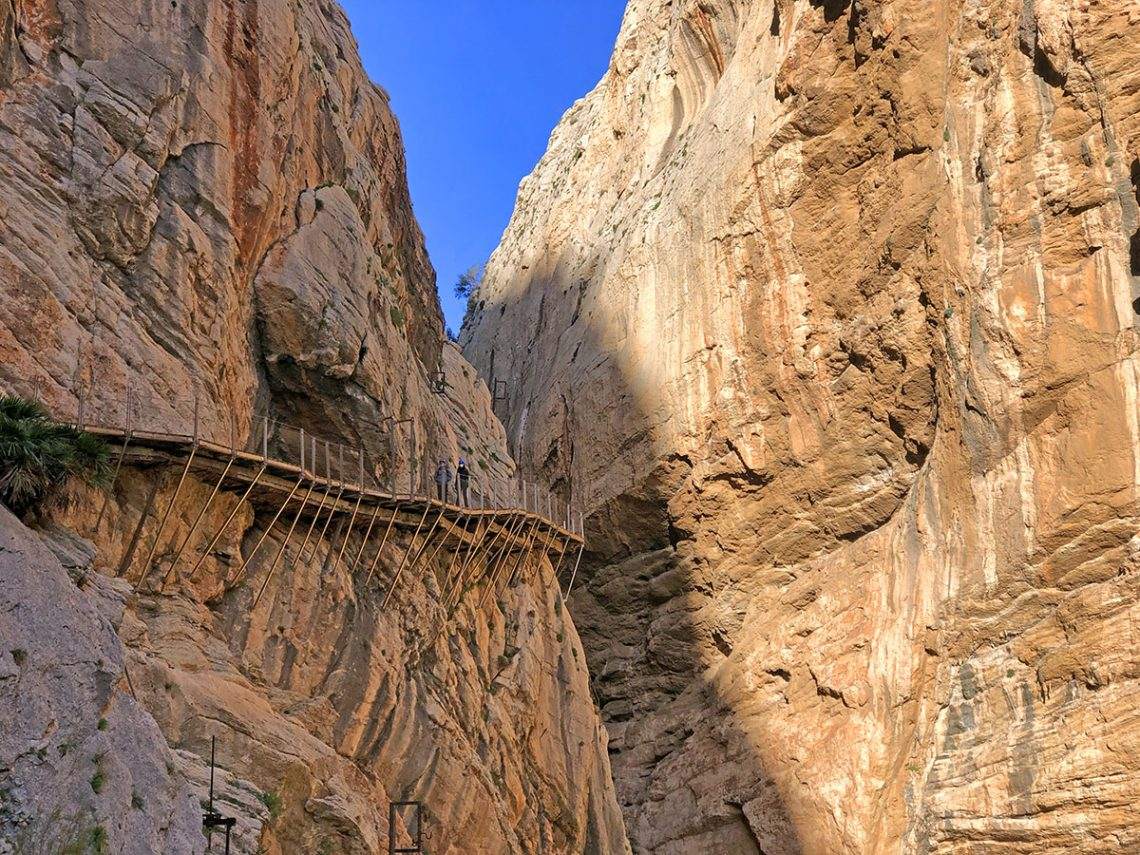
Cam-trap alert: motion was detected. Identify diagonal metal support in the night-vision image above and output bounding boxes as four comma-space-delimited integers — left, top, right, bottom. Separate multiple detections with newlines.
95, 435, 132, 530
116, 475, 162, 579
189, 463, 267, 580
232, 474, 305, 586
350, 501, 385, 574
329, 482, 365, 570
383, 505, 444, 609
251, 475, 317, 609
479, 513, 529, 608
448, 516, 503, 610
565, 543, 587, 597
287, 439, 328, 575
161, 454, 236, 591
504, 517, 543, 593
136, 443, 198, 588
288, 478, 331, 576
375, 501, 429, 595
307, 479, 346, 565
363, 501, 402, 587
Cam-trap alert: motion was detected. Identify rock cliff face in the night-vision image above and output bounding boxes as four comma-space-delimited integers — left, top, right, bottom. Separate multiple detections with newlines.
463, 0, 1140, 852
0, 1, 628, 852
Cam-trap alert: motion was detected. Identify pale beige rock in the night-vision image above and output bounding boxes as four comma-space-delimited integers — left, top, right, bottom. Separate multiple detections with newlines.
0, 508, 203, 854
464, 0, 1140, 852
0, 0, 628, 852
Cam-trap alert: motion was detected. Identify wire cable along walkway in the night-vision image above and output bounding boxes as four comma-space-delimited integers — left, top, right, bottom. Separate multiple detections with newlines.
57, 384, 585, 610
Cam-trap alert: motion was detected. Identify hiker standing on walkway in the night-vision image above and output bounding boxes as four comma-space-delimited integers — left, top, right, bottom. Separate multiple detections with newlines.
456, 458, 470, 507
434, 459, 452, 502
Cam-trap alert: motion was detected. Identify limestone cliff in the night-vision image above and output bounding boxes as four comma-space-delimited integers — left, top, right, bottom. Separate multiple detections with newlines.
0, 1, 628, 852
463, 0, 1140, 852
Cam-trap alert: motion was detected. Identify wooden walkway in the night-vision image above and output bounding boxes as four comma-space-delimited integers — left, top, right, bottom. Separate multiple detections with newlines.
88, 426, 583, 608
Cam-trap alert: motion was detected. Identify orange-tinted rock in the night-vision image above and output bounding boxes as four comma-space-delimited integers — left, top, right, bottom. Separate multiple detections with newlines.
464, 0, 1140, 851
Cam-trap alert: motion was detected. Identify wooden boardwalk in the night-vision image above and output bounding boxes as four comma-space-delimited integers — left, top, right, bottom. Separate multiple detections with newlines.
87, 425, 583, 608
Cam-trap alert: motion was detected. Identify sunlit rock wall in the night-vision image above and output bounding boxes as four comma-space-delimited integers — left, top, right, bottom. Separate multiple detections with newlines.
0, 0, 629, 852
463, 0, 1140, 851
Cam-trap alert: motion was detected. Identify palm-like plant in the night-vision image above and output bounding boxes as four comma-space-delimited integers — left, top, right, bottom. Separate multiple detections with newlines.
0, 394, 111, 516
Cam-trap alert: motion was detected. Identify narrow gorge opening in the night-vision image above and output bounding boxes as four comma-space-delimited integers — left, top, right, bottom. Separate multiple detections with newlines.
4, 1, 1140, 854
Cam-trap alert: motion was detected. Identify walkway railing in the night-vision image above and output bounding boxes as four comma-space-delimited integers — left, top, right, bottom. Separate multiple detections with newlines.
41, 379, 586, 608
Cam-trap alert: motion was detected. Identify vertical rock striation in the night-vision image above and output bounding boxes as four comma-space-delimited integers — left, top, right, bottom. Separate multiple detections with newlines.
0, 1, 629, 852
463, 0, 1140, 851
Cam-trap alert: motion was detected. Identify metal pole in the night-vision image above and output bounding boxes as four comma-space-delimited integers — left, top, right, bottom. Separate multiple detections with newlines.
289, 439, 328, 574
505, 516, 543, 590
380, 506, 437, 611
331, 448, 365, 568
450, 514, 508, 608
350, 500, 384, 573
189, 463, 268, 579
478, 513, 527, 607
565, 544, 587, 596
136, 443, 199, 588
262, 415, 268, 459
548, 535, 571, 585
307, 450, 345, 565
116, 476, 162, 579
252, 472, 317, 609
162, 454, 236, 590
231, 474, 305, 585
300, 428, 306, 472
362, 501, 402, 587
96, 433, 131, 529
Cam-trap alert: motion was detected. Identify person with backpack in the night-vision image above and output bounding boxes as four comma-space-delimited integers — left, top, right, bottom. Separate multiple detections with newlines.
456, 458, 471, 506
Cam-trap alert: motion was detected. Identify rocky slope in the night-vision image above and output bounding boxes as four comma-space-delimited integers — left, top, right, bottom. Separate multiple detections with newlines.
463, 0, 1140, 852
0, 0, 627, 852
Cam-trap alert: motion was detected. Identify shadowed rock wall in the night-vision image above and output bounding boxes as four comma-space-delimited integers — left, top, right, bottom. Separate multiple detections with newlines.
0, 0, 629, 852
463, 0, 1140, 851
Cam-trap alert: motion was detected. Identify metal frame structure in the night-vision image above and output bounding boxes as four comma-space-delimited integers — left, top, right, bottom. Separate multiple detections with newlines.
388, 801, 424, 854
41, 383, 584, 613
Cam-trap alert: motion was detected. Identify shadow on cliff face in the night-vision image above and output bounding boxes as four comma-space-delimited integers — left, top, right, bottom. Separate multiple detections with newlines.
463, 4, 956, 848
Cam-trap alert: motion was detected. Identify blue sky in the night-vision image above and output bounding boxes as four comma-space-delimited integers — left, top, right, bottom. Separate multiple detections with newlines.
339, 1, 628, 333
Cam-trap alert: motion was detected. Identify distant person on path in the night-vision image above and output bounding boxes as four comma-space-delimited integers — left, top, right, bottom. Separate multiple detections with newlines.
434, 459, 452, 502
456, 458, 470, 506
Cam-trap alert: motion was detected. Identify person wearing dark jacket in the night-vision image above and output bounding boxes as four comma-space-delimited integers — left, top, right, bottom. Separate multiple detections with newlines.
456, 458, 471, 506
434, 459, 452, 502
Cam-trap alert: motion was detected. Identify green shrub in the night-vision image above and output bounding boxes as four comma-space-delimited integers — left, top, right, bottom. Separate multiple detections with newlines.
258, 788, 283, 821
0, 396, 111, 516
389, 306, 405, 328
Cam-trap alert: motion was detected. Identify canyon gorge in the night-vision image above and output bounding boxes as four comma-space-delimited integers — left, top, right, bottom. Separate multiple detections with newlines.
2, 0, 1139, 853
0, 0, 624, 852
462, 0, 1140, 852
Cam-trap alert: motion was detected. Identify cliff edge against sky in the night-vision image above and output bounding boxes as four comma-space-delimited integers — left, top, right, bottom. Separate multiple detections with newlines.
464, 0, 1140, 851
0, 1, 627, 852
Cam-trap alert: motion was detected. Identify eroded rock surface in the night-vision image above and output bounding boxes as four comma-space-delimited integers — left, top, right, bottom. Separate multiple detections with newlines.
0, 508, 203, 854
0, 0, 628, 852
464, 1, 1140, 852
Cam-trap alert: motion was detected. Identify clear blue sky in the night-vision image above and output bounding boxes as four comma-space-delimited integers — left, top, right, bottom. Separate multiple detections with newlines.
339, 1, 627, 333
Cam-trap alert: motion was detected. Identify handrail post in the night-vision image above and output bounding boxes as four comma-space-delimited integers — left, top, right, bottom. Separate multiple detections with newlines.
262, 415, 268, 459
192, 392, 200, 444
300, 428, 306, 472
